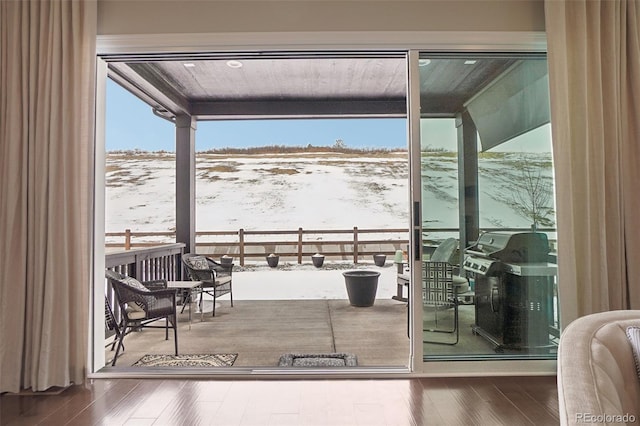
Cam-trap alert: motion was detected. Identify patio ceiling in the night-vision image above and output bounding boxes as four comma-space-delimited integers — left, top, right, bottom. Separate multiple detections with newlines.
106, 53, 520, 121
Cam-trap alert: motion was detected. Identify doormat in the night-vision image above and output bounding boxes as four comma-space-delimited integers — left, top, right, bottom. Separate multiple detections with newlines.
278, 353, 357, 367
133, 354, 237, 367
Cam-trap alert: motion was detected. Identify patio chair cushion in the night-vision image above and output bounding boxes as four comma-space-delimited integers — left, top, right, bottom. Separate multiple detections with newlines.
187, 255, 209, 270
216, 275, 232, 285
121, 276, 148, 313
122, 276, 149, 292
125, 305, 147, 320
453, 275, 470, 293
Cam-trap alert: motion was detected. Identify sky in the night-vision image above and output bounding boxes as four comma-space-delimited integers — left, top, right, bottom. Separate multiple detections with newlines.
106, 78, 551, 153
106, 79, 407, 152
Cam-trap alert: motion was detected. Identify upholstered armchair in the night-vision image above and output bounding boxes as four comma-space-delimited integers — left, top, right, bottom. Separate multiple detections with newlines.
557, 310, 640, 426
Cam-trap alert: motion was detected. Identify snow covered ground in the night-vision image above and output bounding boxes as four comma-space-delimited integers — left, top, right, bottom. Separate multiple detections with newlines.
105, 150, 555, 236
105, 150, 555, 299
231, 263, 399, 301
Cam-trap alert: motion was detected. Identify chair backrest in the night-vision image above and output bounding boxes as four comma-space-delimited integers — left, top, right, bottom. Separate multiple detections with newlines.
104, 296, 119, 332
430, 238, 458, 264
422, 261, 454, 306
182, 253, 215, 282
105, 270, 151, 318
106, 269, 124, 282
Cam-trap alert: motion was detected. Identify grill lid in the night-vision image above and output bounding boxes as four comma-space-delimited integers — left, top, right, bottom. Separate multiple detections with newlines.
466, 231, 550, 264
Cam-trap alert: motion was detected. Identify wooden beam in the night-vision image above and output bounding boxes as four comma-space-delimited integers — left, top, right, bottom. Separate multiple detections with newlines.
191, 99, 406, 118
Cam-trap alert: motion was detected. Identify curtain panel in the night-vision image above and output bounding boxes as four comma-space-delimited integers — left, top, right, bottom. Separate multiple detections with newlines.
0, 0, 96, 393
545, 0, 640, 325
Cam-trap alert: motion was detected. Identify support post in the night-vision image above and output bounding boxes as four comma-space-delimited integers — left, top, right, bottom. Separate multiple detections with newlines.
297, 227, 303, 264
456, 111, 479, 265
239, 228, 245, 266
353, 226, 359, 263
175, 114, 196, 254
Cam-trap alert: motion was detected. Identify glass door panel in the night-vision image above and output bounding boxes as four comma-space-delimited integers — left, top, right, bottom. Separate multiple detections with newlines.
417, 54, 559, 361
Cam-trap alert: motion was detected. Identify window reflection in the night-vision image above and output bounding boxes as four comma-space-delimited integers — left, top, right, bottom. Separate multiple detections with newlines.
419, 55, 558, 361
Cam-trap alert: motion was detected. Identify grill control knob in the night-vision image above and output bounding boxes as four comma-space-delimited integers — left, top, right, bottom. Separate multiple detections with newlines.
480, 265, 487, 272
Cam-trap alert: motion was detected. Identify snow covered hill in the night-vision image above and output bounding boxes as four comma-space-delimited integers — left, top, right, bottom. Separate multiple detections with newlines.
105, 150, 555, 239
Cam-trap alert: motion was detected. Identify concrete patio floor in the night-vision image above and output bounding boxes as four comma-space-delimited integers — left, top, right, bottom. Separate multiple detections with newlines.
104, 298, 411, 369
102, 266, 557, 371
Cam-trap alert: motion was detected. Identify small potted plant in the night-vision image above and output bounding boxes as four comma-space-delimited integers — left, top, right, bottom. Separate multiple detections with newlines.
311, 253, 325, 268
373, 254, 386, 267
266, 253, 279, 268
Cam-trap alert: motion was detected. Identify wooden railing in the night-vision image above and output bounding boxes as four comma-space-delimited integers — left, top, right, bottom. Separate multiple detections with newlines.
107, 227, 410, 266
106, 227, 555, 265
105, 243, 186, 328
105, 242, 186, 280
105, 227, 557, 266
106, 230, 174, 250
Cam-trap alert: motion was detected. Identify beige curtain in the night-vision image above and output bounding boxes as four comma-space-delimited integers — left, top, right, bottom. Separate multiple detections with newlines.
0, 1, 96, 393
545, 0, 640, 325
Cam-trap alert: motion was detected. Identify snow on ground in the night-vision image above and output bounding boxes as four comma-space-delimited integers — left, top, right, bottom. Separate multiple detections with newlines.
105, 151, 409, 234
105, 150, 554, 237
231, 263, 399, 300
195, 152, 408, 231
105, 150, 555, 299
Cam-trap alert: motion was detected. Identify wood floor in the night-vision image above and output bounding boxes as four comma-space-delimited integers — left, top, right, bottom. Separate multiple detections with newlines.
1, 376, 559, 425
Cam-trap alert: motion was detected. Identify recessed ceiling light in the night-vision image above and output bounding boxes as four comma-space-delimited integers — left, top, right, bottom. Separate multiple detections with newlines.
464, 60, 477, 65
226, 60, 243, 69
418, 59, 431, 67
183, 63, 196, 68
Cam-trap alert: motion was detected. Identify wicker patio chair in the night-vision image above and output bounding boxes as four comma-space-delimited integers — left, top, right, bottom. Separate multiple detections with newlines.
105, 270, 179, 366
104, 296, 123, 354
182, 253, 233, 317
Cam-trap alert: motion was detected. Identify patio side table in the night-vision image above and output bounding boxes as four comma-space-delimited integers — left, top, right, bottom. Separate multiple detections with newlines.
166, 281, 203, 328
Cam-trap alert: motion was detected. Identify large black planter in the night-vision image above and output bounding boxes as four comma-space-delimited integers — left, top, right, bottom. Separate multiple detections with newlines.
342, 270, 380, 307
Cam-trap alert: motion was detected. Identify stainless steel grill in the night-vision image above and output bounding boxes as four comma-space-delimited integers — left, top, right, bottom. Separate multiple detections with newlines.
463, 231, 551, 275
463, 231, 557, 351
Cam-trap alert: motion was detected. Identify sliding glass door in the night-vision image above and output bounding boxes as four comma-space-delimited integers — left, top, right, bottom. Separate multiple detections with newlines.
412, 53, 559, 367
95, 42, 558, 376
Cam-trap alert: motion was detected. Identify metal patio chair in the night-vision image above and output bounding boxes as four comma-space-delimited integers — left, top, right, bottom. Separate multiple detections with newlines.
422, 238, 470, 345
422, 261, 460, 345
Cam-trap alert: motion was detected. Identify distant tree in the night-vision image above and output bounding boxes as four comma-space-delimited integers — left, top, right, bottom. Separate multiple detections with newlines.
509, 156, 554, 229
333, 139, 346, 149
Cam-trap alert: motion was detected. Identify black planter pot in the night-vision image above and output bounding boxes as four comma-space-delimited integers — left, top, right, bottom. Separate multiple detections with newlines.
373, 254, 386, 267
266, 255, 279, 268
220, 255, 233, 265
311, 254, 325, 268
342, 270, 380, 307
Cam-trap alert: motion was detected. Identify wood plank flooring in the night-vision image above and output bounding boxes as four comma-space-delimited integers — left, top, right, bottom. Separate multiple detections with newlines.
1, 376, 559, 425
